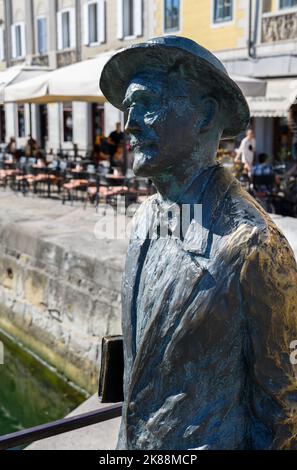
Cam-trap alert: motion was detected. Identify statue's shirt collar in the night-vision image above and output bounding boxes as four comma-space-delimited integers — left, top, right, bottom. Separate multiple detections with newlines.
135, 164, 234, 257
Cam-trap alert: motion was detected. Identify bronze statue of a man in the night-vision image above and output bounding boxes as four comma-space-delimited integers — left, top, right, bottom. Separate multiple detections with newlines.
100, 36, 297, 450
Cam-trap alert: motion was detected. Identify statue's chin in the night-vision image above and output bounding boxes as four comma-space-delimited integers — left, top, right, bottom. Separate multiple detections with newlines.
133, 150, 160, 178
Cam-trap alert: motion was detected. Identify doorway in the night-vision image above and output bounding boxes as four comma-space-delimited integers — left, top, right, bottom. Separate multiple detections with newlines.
38, 104, 48, 149
0, 106, 5, 143
92, 104, 104, 144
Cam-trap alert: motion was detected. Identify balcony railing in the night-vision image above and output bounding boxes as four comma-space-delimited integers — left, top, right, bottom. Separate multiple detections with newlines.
262, 11, 297, 43
57, 50, 77, 68
31, 54, 49, 67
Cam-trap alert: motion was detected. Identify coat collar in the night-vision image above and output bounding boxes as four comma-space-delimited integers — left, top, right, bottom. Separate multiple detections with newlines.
124, 164, 235, 372
138, 164, 234, 257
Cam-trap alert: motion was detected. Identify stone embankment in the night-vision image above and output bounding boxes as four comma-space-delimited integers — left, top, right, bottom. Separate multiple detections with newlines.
0, 191, 296, 395
0, 192, 127, 393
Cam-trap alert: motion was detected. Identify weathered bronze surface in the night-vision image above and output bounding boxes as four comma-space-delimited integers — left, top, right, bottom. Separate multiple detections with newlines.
100, 36, 297, 450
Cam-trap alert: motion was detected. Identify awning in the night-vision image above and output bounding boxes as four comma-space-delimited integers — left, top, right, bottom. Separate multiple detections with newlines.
247, 78, 297, 118
4, 51, 115, 104
0, 64, 50, 103
230, 74, 267, 97
5, 52, 267, 105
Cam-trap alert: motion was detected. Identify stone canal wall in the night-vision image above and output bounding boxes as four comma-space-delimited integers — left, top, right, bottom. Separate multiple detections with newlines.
0, 193, 127, 393
0, 194, 296, 395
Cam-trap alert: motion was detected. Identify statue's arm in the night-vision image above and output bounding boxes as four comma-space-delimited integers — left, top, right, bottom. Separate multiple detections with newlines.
240, 230, 297, 449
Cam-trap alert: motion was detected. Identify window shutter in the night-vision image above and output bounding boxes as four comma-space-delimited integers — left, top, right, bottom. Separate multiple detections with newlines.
21, 22, 26, 56
134, 0, 143, 37
98, 0, 106, 43
11, 25, 16, 58
57, 11, 63, 50
0, 26, 4, 61
69, 8, 76, 48
83, 2, 89, 45
117, 0, 124, 39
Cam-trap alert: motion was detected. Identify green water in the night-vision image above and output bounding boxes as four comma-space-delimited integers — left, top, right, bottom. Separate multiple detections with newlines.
0, 331, 85, 436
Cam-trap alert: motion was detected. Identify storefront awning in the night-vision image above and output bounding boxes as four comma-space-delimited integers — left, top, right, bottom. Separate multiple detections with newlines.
0, 64, 50, 103
4, 51, 116, 104
247, 78, 297, 118
4, 53, 267, 105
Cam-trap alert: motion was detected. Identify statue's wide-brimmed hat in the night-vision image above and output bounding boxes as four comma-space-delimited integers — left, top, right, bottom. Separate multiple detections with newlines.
100, 36, 250, 139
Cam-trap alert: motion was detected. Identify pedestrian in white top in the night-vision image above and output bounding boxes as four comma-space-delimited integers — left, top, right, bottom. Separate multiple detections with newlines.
236, 129, 256, 176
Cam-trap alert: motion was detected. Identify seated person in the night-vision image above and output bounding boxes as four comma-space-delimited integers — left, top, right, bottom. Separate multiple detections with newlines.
35, 151, 46, 168
112, 144, 125, 174
252, 153, 279, 191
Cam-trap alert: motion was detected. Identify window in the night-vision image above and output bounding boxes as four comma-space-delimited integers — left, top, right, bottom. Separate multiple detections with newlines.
15, 25, 22, 56
88, 2, 98, 43
62, 11, 70, 49
37, 17, 47, 54
213, 0, 233, 23
117, 0, 143, 39
123, 0, 134, 37
63, 103, 73, 142
57, 9, 75, 50
11, 23, 26, 58
262, 0, 272, 13
279, 0, 297, 8
164, 0, 180, 32
84, 1, 105, 45
18, 105, 26, 138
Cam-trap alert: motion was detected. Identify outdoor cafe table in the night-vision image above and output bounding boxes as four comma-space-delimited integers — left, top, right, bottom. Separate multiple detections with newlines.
33, 168, 60, 198
105, 174, 128, 186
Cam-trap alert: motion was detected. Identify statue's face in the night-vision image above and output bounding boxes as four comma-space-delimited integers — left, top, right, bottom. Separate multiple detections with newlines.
123, 71, 204, 177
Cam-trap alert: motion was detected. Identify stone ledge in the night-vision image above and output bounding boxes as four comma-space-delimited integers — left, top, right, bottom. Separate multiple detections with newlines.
0, 192, 127, 392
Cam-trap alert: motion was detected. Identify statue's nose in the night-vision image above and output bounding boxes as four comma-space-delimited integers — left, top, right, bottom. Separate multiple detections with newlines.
125, 108, 142, 135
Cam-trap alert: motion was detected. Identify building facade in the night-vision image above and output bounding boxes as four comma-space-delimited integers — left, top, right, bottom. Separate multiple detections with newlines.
0, 0, 154, 153
0, 0, 296, 159
153, 0, 297, 160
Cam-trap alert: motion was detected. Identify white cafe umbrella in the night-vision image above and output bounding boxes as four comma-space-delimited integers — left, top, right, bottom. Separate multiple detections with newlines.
0, 64, 50, 103
4, 52, 267, 104
4, 51, 115, 104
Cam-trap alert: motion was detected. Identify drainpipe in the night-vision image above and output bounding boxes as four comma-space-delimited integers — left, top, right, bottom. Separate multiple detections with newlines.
248, 0, 255, 58
4, 0, 12, 67
75, 0, 82, 62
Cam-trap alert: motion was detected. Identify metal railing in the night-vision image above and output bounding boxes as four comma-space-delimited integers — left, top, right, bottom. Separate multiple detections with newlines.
0, 402, 122, 450
0, 335, 124, 450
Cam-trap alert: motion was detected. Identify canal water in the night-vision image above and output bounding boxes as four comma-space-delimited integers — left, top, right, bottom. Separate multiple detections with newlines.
0, 330, 85, 437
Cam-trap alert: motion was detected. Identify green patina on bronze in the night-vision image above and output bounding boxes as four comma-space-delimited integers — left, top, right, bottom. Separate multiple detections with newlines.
100, 36, 297, 450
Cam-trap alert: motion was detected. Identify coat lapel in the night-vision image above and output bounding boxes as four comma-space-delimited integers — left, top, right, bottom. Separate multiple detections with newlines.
122, 199, 156, 362
127, 165, 235, 394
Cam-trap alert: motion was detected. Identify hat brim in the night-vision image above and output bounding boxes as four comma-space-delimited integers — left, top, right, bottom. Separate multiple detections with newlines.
100, 42, 250, 139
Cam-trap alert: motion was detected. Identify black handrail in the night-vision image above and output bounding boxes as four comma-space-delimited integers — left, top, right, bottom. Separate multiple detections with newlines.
0, 403, 122, 450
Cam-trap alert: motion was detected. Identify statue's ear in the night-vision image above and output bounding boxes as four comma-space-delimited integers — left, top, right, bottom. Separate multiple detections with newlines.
195, 97, 219, 133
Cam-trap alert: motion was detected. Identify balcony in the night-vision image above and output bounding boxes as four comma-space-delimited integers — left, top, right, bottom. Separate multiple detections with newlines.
262, 11, 297, 43
56, 50, 77, 68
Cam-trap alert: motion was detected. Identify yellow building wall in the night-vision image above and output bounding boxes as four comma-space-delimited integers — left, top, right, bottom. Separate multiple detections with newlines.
154, 0, 247, 52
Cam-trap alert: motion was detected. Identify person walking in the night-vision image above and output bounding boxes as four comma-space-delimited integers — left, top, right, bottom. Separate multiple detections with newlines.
236, 128, 256, 176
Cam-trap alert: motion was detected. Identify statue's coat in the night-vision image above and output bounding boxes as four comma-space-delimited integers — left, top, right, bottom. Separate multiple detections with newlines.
117, 165, 297, 450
